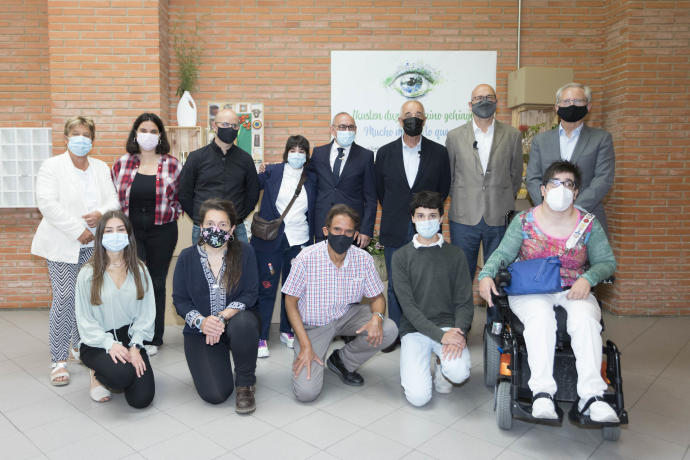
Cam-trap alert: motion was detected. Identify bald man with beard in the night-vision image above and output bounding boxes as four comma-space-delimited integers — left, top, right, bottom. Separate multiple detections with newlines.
445, 84, 522, 287
374, 100, 451, 352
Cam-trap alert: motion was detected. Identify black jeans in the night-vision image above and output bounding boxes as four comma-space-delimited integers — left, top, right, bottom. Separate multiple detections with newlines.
80, 325, 155, 408
183, 309, 260, 404
130, 208, 178, 346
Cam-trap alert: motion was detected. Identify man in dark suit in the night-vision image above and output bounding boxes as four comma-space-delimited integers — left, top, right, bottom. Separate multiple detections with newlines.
526, 82, 615, 234
375, 100, 451, 351
445, 84, 523, 282
310, 112, 377, 248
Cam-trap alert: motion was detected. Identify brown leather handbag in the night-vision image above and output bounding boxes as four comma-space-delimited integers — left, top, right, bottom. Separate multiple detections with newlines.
250, 170, 307, 241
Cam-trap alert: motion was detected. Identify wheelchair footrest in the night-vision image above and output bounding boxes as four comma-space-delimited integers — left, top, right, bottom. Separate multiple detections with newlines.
512, 400, 564, 425
567, 403, 628, 427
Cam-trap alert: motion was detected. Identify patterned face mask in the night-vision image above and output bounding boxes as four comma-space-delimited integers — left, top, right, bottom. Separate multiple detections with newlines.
201, 226, 231, 248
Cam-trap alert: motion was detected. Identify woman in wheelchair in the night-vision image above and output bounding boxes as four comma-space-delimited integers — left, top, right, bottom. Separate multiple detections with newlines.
478, 160, 619, 424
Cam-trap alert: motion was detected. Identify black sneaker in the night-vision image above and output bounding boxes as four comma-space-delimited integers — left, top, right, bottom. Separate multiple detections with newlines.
327, 349, 364, 386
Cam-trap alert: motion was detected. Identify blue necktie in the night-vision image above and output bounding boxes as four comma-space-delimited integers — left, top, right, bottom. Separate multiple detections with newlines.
333, 147, 345, 180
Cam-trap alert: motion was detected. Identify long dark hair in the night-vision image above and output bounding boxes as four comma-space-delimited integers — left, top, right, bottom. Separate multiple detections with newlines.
87, 210, 148, 306
125, 112, 171, 155
198, 198, 243, 291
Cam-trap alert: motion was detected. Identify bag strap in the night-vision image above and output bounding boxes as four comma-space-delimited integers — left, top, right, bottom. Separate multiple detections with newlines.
565, 212, 595, 250
276, 170, 308, 223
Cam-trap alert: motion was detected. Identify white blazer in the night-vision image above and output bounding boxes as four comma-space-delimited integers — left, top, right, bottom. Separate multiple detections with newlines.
31, 152, 120, 263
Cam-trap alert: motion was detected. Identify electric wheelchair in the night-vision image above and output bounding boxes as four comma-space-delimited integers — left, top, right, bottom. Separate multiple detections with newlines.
482, 213, 628, 441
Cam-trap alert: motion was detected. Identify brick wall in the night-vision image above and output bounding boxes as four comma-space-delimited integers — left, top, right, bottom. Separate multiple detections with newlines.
1, 0, 688, 314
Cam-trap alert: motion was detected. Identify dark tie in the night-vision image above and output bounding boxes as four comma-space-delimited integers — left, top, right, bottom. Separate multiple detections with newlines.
333, 147, 345, 180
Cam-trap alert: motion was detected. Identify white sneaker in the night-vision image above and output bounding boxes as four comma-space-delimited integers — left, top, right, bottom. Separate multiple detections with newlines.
258, 340, 270, 358
532, 397, 558, 419
144, 345, 158, 356
280, 332, 295, 348
433, 361, 453, 394
580, 399, 620, 423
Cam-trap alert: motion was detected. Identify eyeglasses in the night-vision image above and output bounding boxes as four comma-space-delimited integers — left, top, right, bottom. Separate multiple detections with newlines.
557, 98, 588, 106
334, 124, 356, 131
545, 178, 576, 190
215, 122, 239, 129
471, 95, 497, 103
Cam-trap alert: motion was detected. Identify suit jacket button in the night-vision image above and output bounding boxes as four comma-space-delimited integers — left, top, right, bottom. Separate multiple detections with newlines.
482, 186, 486, 190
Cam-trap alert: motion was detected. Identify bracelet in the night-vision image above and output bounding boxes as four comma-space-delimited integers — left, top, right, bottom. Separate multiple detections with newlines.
216, 313, 229, 325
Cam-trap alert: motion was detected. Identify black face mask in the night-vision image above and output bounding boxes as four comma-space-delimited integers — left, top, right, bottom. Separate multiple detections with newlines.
327, 233, 354, 254
471, 100, 497, 119
216, 126, 238, 144
557, 105, 588, 123
402, 117, 424, 136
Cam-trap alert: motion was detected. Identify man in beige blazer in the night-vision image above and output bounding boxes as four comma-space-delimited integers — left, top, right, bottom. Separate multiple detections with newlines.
445, 84, 523, 283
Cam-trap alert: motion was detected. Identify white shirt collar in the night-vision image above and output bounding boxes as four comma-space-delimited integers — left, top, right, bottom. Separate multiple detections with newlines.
412, 233, 444, 249
558, 122, 584, 138
472, 118, 495, 135
401, 136, 422, 151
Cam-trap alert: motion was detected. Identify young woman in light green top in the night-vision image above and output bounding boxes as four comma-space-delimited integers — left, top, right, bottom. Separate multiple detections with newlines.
75, 210, 155, 407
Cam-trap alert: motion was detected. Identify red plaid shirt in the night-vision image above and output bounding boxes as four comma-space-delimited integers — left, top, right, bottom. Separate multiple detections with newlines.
281, 241, 384, 326
111, 153, 182, 225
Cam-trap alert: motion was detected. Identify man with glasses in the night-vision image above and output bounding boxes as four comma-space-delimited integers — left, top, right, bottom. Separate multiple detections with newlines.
526, 82, 615, 234
310, 112, 376, 248
179, 108, 260, 244
374, 100, 451, 352
446, 84, 523, 284
282, 204, 398, 402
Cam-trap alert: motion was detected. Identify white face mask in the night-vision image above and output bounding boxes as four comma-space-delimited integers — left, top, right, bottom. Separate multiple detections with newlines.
136, 132, 159, 151
544, 185, 574, 212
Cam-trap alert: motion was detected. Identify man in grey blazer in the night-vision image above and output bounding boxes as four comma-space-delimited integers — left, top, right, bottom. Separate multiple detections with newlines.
446, 84, 523, 282
526, 82, 615, 234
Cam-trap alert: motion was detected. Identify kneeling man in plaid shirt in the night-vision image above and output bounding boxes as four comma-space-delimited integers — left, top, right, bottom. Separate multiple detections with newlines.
282, 204, 398, 402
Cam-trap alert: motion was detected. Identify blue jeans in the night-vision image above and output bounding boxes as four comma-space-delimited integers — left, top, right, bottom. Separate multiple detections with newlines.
192, 221, 248, 246
383, 221, 416, 328
254, 234, 303, 340
449, 218, 506, 282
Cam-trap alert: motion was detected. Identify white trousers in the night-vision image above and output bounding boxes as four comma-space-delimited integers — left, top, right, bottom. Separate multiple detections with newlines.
400, 329, 471, 407
508, 291, 607, 400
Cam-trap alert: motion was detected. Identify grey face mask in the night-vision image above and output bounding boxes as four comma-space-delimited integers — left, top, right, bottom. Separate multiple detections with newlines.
471, 100, 496, 119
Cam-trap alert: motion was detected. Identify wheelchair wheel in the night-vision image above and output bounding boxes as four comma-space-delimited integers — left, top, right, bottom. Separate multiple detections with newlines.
602, 425, 621, 441
495, 381, 513, 430
483, 327, 501, 387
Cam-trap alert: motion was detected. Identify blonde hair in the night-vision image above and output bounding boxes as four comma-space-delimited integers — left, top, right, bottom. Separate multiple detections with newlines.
63, 116, 96, 140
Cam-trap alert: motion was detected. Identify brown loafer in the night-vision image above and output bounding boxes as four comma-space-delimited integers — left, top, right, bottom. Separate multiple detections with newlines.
235, 385, 256, 414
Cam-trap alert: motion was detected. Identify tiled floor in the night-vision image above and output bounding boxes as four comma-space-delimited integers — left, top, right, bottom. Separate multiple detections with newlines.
2, 308, 690, 460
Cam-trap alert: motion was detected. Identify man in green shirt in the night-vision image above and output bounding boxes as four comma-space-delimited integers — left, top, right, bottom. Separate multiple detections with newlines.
392, 191, 474, 407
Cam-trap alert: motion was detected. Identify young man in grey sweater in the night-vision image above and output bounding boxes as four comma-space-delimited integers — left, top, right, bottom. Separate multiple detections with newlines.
392, 191, 474, 406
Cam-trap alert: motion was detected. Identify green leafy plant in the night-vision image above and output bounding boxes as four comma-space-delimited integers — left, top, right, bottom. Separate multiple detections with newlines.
366, 233, 385, 257
172, 19, 203, 97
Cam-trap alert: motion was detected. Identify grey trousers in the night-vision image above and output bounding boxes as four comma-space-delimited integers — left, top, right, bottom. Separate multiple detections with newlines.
292, 303, 398, 402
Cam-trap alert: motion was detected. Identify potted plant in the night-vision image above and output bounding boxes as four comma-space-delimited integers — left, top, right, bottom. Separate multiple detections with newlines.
365, 233, 387, 281
172, 19, 202, 127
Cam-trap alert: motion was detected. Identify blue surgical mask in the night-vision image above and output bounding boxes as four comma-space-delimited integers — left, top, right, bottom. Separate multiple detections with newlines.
67, 135, 92, 157
287, 152, 306, 169
415, 219, 440, 239
335, 130, 355, 148
102, 232, 130, 252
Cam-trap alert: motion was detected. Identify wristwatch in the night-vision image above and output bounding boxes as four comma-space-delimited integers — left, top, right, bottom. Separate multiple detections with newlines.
194, 315, 204, 330
131, 343, 143, 350
217, 313, 229, 325
374, 312, 385, 321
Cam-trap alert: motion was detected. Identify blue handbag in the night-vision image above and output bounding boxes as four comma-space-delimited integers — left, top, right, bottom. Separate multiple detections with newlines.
504, 256, 562, 295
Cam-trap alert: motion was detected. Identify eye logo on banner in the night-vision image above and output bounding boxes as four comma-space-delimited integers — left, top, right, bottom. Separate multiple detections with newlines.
383, 62, 441, 99
331, 50, 497, 154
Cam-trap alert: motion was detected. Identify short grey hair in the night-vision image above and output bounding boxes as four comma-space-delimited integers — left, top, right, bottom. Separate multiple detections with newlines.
331, 112, 353, 125
556, 83, 592, 104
